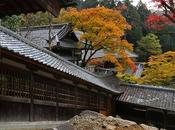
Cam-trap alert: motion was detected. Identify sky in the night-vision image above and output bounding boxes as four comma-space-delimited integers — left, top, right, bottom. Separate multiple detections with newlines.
132, 0, 155, 9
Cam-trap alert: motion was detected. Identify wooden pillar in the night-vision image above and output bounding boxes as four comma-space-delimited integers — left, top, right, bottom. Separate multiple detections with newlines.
29, 71, 34, 121
107, 94, 112, 116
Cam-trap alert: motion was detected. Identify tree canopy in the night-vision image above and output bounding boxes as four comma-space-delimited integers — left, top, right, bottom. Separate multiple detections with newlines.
136, 33, 162, 61
152, 0, 175, 23
59, 7, 136, 72
139, 51, 175, 86
1, 15, 21, 31
146, 0, 175, 30
117, 0, 144, 49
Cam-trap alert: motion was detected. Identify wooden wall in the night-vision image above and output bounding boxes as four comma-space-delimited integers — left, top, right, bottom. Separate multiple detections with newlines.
116, 102, 175, 130
0, 63, 110, 121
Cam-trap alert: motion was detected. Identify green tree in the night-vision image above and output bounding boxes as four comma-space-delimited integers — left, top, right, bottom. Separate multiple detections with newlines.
136, 33, 162, 61
137, 1, 151, 36
121, 0, 143, 48
1, 12, 54, 31
99, 0, 117, 8
152, 26, 175, 52
20, 12, 52, 27
1, 15, 21, 31
76, 0, 98, 9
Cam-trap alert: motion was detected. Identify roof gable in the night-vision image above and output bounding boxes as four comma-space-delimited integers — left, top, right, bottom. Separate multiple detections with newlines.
19, 24, 79, 48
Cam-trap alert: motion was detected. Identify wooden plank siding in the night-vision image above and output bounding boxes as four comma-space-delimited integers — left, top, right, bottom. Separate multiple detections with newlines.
0, 63, 108, 121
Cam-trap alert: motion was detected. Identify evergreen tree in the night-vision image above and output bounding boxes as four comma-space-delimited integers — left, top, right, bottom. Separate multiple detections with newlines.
76, 0, 98, 9
137, 0, 151, 36
155, 26, 175, 52
99, 0, 117, 8
136, 33, 162, 61
122, 0, 143, 48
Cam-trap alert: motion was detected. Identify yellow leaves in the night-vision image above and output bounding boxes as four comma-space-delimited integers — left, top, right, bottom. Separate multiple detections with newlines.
117, 73, 139, 84
121, 40, 133, 51
149, 51, 175, 64
60, 7, 132, 48
139, 51, 175, 86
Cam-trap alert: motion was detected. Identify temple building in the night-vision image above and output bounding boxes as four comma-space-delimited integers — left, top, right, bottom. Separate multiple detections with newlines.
19, 23, 81, 64
0, 1, 175, 130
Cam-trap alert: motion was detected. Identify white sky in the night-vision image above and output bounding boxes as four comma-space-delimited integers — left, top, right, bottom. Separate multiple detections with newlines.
132, 0, 155, 9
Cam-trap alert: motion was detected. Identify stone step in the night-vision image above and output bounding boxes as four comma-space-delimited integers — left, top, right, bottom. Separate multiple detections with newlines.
0, 121, 65, 130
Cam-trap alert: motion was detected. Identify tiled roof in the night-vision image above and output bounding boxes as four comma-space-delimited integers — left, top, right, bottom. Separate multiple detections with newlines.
82, 50, 138, 60
0, 26, 120, 94
19, 23, 78, 49
116, 84, 175, 112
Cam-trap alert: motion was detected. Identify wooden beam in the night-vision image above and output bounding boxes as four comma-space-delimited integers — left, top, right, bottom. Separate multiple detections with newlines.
36, 0, 62, 16
0, 95, 30, 103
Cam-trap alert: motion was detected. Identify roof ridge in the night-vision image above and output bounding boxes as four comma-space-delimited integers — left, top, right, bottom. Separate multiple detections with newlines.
0, 26, 103, 78
122, 83, 175, 92
57, 25, 69, 39
19, 23, 71, 31
51, 25, 66, 41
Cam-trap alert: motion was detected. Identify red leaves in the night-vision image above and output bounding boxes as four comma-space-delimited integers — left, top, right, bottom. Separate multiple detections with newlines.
146, 14, 175, 30
150, 0, 175, 24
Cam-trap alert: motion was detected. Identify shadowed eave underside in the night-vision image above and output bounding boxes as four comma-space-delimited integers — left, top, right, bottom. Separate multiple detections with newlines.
0, 0, 74, 18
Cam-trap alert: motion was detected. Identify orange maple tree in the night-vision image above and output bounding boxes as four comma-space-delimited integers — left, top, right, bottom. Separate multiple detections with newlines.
59, 7, 136, 72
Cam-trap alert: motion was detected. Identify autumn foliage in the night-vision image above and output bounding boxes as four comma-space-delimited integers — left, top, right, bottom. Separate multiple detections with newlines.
146, 0, 175, 30
139, 51, 175, 86
60, 7, 136, 72
146, 14, 174, 30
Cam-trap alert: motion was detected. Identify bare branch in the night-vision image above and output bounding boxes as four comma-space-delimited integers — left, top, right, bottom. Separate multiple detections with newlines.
161, 0, 175, 14
163, 4, 175, 23
84, 48, 103, 67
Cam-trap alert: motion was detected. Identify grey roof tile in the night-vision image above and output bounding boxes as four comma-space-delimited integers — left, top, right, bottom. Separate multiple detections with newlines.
117, 84, 175, 112
19, 23, 78, 49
